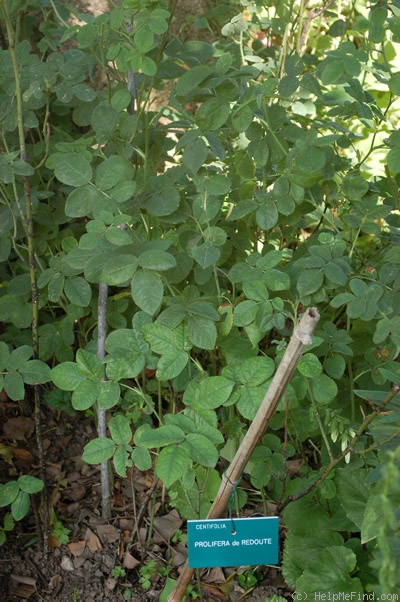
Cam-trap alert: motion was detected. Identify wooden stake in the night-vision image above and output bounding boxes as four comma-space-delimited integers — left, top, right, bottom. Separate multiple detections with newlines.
168, 307, 320, 602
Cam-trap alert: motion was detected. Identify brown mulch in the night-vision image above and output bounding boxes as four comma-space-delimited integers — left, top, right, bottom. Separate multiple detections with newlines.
0, 400, 291, 602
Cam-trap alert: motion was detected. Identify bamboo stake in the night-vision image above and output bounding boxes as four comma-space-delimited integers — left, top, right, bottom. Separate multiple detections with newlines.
168, 307, 320, 602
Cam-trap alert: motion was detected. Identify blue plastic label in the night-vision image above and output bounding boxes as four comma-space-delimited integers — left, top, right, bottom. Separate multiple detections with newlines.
187, 516, 279, 568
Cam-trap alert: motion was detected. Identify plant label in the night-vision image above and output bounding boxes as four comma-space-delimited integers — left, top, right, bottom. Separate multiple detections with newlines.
187, 516, 279, 568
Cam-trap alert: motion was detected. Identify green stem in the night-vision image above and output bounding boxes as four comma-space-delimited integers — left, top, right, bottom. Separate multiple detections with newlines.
308, 383, 334, 461
278, 386, 400, 511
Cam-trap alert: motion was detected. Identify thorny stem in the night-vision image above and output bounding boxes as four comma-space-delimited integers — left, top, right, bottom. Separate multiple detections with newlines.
97, 282, 112, 520
1, 0, 49, 552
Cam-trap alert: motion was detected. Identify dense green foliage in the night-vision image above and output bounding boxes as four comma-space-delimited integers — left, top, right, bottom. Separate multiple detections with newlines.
1, 0, 400, 597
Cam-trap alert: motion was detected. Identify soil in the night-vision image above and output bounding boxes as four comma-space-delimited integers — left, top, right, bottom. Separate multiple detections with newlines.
0, 403, 293, 602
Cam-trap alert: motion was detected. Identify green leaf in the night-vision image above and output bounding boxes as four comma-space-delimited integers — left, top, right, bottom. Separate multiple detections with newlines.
387, 146, 400, 175
109, 414, 132, 445
11, 490, 30, 521
183, 433, 218, 467
320, 59, 344, 84
360, 493, 383, 544
73, 83, 97, 102
0, 341, 9, 370
354, 389, 389, 402
187, 315, 217, 350
191, 241, 220, 269
91, 104, 119, 137
256, 202, 278, 230
335, 468, 369, 529
95, 156, 133, 190
237, 385, 265, 420
100, 254, 138, 286
51, 362, 86, 391
310, 374, 338, 404
297, 269, 324, 296
105, 329, 147, 379
0, 237, 11, 261
131, 270, 163, 315
20, 360, 51, 385
237, 356, 275, 386
278, 74, 299, 97
324, 262, 348, 286
48, 272, 65, 302
8, 346, 33, 367
3, 512, 14, 532
325, 355, 346, 379
4, 371, 25, 401
296, 146, 325, 172
156, 445, 190, 488
297, 353, 323, 377
143, 323, 179, 354
54, 153, 92, 186
111, 180, 136, 204
135, 24, 155, 53
65, 185, 101, 217
76, 349, 103, 380
138, 250, 177, 271
266, 269, 290, 291
231, 105, 253, 133
182, 138, 208, 174
138, 425, 185, 448
0, 296, 32, 329
17, 476, 44, 494
142, 56, 158, 76
64, 277, 92, 307
196, 97, 230, 131
82, 438, 116, 464
71, 379, 101, 410
165, 414, 196, 432
195, 376, 234, 409
11, 159, 34, 177
105, 226, 132, 246
131, 447, 152, 471
0, 482, 19, 507
242, 279, 268, 302
111, 89, 132, 112
113, 445, 130, 478
97, 380, 120, 410
296, 546, 362, 595
157, 348, 189, 380
342, 175, 369, 199
146, 187, 180, 217
234, 300, 258, 327
369, 7, 387, 44
175, 65, 212, 96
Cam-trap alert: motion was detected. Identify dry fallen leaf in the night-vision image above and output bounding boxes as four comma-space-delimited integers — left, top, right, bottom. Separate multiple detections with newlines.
67, 540, 86, 557
122, 551, 140, 569
63, 482, 86, 502
61, 555, 74, 572
95, 523, 120, 544
48, 574, 62, 590
13, 447, 33, 463
153, 509, 183, 541
10, 574, 37, 586
3, 417, 35, 440
84, 527, 102, 551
